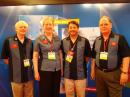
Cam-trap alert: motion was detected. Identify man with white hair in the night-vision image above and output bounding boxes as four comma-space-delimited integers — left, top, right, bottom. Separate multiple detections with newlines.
1, 20, 34, 97
91, 16, 130, 97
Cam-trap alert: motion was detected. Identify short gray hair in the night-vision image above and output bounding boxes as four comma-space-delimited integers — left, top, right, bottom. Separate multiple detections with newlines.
15, 20, 29, 29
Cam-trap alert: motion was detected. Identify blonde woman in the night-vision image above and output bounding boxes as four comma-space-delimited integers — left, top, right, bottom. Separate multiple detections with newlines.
33, 16, 62, 97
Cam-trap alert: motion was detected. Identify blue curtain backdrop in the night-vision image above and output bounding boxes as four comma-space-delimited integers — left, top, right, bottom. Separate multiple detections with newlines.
0, 4, 130, 97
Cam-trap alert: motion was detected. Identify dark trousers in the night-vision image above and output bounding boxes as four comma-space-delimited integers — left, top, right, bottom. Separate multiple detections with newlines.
95, 68, 122, 97
39, 70, 61, 97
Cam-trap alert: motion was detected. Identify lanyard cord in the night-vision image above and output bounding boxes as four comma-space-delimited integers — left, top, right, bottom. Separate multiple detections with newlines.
70, 39, 77, 51
50, 40, 53, 52
103, 39, 108, 51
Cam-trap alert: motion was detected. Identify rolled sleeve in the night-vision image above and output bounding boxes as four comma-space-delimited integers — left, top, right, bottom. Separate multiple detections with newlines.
85, 39, 92, 57
118, 35, 130, 58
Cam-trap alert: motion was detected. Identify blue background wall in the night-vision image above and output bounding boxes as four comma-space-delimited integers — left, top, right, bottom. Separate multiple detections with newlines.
0, 3, 130, 97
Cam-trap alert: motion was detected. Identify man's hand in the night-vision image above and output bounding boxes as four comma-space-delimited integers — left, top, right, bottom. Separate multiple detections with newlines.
91, 69, 96, 80
120, 72, 128, 86
4, 59, 9, 64
34, 72, 40, 81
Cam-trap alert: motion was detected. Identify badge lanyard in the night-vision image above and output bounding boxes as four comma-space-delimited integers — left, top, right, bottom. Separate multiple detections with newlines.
65, 41, 77, 63
24, 44, 27, 59
23, 44, 30, 67
71, 43, 76, 51
44, 35, 54, 52
103, 39, 108, 52
70, 38, 78, 51
50, 40, 54, 52
48, 40, 56, 60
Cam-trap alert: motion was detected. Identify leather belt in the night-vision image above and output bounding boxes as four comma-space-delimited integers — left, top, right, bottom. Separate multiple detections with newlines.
97, 66, 118, 72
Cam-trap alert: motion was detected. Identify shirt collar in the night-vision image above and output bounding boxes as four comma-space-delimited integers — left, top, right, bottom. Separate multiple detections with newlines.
67, 35, 81, 41
100, 31, 114, 40
14, 34, 27, 42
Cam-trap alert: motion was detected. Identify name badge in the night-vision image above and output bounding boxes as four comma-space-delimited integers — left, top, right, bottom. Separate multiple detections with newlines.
100, 52, 108, 60
48, 52, 56, 60
65, 51, 74, 63
23, 59, 30, 67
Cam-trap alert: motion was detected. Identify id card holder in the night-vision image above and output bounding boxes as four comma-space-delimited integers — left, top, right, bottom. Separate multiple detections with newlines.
65, 51, 74, 63
23, 59, 30, 67
100, 52, 108, 60
48, 52, 56, 60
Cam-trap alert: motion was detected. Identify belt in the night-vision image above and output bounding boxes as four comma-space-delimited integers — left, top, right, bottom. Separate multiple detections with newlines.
97, 66, 118, 72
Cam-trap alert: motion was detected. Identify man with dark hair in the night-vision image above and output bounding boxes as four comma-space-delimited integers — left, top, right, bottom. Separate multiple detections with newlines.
61, 21, 91, 97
